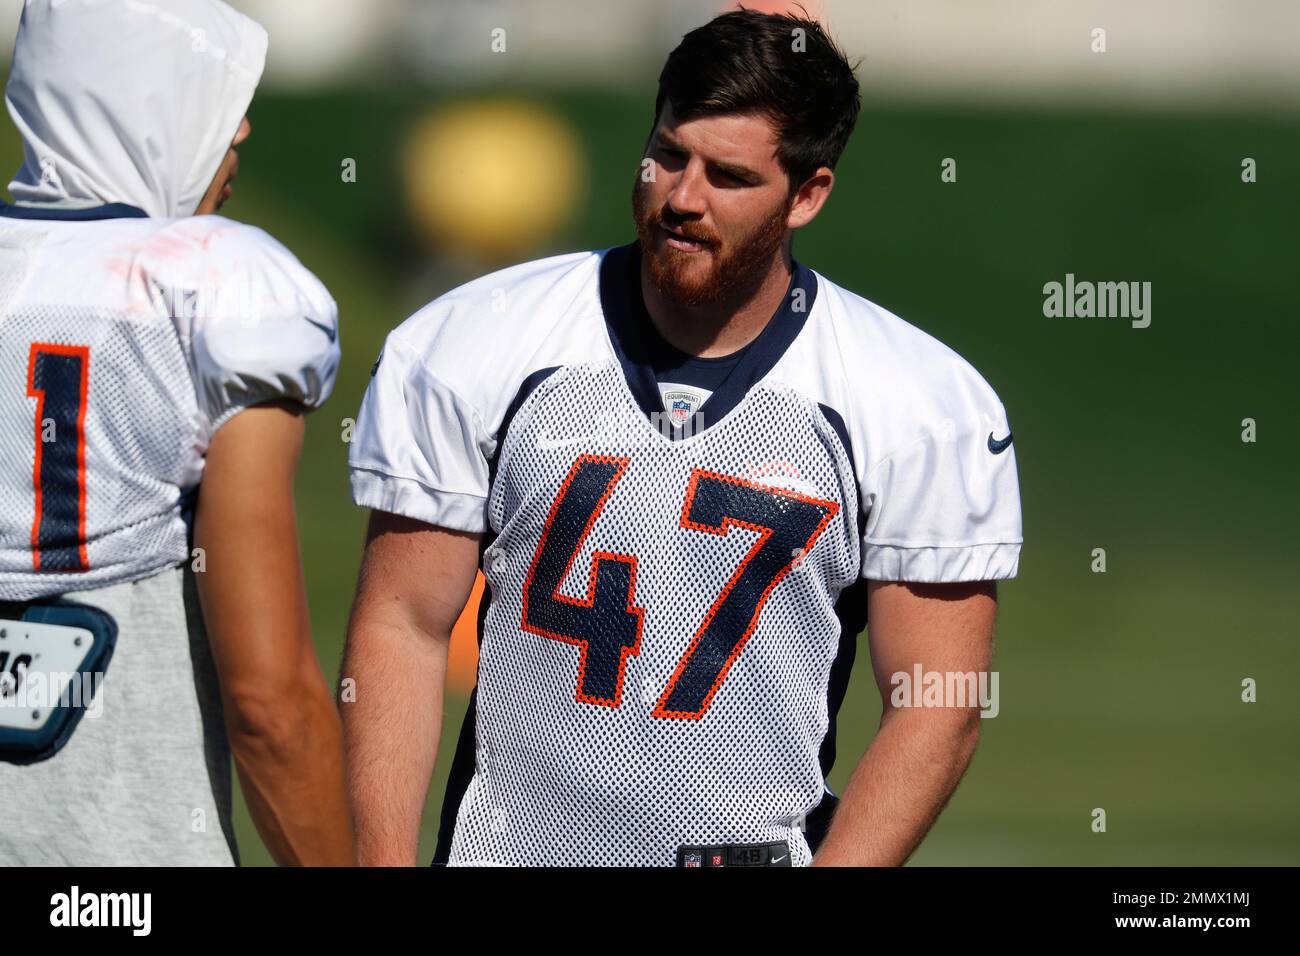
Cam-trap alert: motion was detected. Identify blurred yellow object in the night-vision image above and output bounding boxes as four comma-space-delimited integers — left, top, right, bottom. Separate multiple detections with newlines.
403, 100, 584, 263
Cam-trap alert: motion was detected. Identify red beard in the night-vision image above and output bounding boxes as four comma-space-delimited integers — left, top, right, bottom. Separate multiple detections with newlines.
632, 176, 790, 309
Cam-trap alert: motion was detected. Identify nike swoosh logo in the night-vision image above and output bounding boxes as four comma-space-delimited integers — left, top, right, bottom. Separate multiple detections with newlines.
987, 431, 1013, 454
304, 315, 337, 343
770, 854, 787, 864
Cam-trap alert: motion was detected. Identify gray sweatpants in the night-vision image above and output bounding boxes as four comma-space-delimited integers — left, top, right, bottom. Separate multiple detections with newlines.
0, 564, 237, 865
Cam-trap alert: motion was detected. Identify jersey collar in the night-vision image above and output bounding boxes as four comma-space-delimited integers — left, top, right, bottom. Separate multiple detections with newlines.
0, 201, 149, 221
599, 240, 818, 437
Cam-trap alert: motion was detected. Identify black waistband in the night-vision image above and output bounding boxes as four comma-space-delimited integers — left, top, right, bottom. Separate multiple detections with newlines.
0, 600, 36, 620
676, 840, 793, 867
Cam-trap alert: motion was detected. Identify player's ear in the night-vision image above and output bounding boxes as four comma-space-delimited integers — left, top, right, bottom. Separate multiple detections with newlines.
786, 167, 835, 230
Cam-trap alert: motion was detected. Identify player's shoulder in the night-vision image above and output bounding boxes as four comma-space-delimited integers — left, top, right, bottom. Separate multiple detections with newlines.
145, 215, 334, 317
113, 214, 289, 267
164, 217, 339, 423
389, 249, 600, 350
6, 213, 331, 327
811, 268, 1007, 414
381, 248, 606, 397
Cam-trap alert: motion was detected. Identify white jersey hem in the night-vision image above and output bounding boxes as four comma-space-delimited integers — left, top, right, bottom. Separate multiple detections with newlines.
861, 541, 1021, 582
350, 467, 489, 534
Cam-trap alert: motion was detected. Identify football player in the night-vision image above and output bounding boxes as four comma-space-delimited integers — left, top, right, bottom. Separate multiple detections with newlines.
0, 0, 353, 865
344, 9, 1022, 866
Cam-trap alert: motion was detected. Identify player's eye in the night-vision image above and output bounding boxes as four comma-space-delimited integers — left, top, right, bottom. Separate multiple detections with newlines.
710, 167, 752, 188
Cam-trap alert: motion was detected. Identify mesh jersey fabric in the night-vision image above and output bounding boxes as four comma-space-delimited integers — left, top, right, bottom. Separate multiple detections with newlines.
0, 213, 339, 600
454, 365, 859, 865
350, 242, 1023, 866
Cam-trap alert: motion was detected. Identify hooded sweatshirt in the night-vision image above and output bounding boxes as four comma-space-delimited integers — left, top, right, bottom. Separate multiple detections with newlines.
6, 0, 268, 217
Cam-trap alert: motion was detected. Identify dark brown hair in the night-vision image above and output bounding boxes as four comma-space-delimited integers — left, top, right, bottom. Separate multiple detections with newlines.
654, 6, 862, 192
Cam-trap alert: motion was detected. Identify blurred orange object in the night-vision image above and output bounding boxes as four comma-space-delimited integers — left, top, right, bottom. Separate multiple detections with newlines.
446, 571, 485, 694
733, 0, 823, 16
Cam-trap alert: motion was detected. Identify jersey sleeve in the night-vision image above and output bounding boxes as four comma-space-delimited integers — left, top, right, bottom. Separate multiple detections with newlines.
859, 362, 1022, 583
348, 333, 492, 533
186, 223, 340, 431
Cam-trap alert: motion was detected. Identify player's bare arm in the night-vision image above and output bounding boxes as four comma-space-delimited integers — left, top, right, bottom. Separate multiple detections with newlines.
341, 513, 481, 866
194, 402, 355, 866
811, 581, 997, 866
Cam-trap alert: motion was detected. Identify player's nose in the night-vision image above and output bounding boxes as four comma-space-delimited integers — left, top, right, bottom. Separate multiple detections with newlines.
665, 159, 709, 218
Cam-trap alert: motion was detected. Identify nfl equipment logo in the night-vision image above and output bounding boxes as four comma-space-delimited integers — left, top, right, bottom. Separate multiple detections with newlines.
671, 398, 692, 424
684, 852, 703, 868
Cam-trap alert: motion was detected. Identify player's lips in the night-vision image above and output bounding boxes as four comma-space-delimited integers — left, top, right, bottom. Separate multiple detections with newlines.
659, 222, 710, 252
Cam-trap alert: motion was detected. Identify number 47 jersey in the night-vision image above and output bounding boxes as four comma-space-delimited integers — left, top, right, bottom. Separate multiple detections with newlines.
349, 242, 1023, 867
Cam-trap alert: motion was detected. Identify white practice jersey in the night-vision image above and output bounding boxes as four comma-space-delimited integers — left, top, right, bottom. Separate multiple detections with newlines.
350, 242, 1022, 867
0, 210, 339, 599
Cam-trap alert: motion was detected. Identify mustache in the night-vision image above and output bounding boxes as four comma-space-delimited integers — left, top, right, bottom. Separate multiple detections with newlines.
649, 208, 717, 247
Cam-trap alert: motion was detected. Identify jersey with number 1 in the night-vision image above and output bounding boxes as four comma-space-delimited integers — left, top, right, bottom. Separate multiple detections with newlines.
349, 241, 1023, 866
0, 209, 339, 600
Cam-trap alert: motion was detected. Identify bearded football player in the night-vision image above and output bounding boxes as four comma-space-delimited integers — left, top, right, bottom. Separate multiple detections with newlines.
344, 9, 1022, 867
0, 0, 353, 865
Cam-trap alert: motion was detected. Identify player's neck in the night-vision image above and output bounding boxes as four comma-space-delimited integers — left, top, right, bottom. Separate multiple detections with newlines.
639, 249, 793, 358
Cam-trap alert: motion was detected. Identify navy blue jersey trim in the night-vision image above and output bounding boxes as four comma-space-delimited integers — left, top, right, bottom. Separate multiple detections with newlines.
817, 404, 853, 473
646, 324, 752, 393
804, 400, 865, 856
599, 243, 665, 422
816, 400, 867, 550
599, 241, 817, 439
488, 365, 561, 488
0, 201, 148, 221
821, 577, 869, 782
433, 366, 559, 865
803, 574, 870, 855
432, 684, 480, 866
432, 535, 499, 866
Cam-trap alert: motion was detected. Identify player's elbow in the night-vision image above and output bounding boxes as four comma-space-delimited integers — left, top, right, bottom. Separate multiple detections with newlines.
954, 708, 982, 762
222, 669, 335, 763
882, 703, 984, 761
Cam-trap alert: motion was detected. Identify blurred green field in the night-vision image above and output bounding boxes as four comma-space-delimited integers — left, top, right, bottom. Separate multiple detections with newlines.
7, 88, 1296, 866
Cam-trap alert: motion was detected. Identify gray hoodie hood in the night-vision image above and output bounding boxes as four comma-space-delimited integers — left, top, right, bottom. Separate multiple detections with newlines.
5, 0, 267, 218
